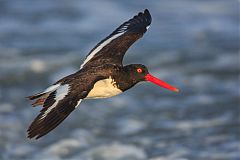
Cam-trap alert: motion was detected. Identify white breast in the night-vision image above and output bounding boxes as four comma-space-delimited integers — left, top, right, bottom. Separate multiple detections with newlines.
86, 78, 122, 99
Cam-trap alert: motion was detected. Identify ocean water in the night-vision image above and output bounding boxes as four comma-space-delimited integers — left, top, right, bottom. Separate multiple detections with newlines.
0, 0, 239, 160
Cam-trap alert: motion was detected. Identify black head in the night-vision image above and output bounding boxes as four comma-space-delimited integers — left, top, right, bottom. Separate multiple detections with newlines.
124, 64, 179, 92
124, 64, 149, 83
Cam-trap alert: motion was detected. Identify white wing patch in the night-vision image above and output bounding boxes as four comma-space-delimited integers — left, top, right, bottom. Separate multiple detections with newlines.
40, 84, 70, 120
118, 23, 130, 32
80, 10, 151, 69
80, 32, 125, 69
55, 84, 69, 101
40, 102, 57, 120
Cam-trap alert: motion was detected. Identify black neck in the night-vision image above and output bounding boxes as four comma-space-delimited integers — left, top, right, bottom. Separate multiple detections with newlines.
112, 65, 139, 92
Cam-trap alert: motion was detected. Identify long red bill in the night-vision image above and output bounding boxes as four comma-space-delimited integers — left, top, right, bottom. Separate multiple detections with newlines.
145, 74, 179, 92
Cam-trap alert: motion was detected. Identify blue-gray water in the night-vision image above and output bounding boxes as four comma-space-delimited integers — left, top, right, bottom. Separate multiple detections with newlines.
0, 0, 239, 160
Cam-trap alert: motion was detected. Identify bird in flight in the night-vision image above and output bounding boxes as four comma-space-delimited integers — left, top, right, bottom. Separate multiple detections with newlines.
27, 9, 179, 139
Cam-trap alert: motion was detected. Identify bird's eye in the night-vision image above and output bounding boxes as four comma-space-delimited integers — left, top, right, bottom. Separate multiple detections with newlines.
137, 68, 142, 73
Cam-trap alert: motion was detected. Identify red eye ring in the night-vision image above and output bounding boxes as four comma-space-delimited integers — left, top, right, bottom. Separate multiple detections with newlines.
137, 68, 142, 73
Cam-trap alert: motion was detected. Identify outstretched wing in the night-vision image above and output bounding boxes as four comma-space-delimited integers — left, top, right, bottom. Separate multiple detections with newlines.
27, 84, 84, 139
80, 9, 152, 69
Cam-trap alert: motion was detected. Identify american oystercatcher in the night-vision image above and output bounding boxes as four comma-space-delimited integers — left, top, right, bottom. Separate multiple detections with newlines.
27, 9, 179, 139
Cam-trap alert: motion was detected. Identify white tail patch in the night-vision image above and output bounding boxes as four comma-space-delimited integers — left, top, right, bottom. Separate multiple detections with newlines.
80, 32, 125, 69
29, 84, 60, 100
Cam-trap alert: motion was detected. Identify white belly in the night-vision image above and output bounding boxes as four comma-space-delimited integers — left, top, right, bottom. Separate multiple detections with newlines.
86, 78, 122, 99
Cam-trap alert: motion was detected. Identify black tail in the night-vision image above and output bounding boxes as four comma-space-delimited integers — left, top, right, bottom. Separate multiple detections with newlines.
27, 92, 46, 100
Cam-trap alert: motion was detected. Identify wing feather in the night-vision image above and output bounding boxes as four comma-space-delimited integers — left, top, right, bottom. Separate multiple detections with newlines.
80, 9, 152, 69
27, 85, 83, 139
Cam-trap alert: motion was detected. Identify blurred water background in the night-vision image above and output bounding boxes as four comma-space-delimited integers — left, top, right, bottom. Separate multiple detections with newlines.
0, 0, 239, 160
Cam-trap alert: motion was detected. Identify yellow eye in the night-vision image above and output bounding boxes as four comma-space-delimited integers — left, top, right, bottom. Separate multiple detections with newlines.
137, 68, 142, 73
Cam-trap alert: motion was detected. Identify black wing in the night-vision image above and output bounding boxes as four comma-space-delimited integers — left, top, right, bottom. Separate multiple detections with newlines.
27, 71, 104, 139
80, 9, 152, 69
27, 86, 84, 139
